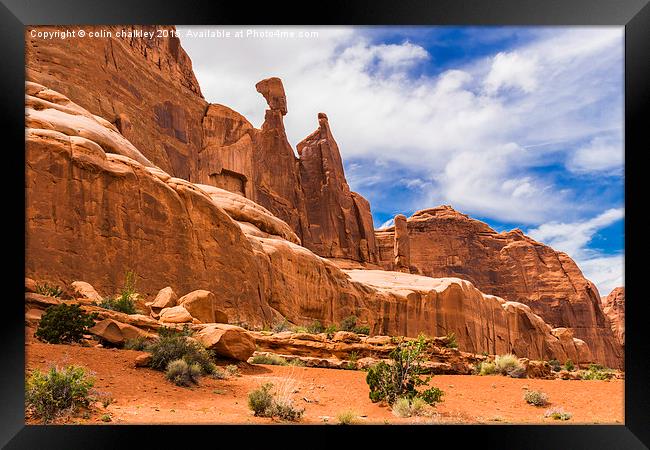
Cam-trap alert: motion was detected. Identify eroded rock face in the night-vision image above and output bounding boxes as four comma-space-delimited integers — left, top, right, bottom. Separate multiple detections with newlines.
393, 214, 410, 272
178, 290, 228, 324
25, 85, 275, 327
602, 287, 625, 346
375, 206, 623, 368
297, 113, 379, 263
26, 25, 206, 179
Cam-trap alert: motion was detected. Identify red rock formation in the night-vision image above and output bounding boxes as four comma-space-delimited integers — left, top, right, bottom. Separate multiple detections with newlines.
393, 214, 410, 272
297, 113, 378, 263
602, 287, 625, 346
375, 206, 623, 368
25, 25, 206, 179
25, 83, 273, 326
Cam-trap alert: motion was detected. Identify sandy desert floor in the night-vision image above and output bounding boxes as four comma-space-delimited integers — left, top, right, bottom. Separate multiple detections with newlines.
25, 340, 624, 425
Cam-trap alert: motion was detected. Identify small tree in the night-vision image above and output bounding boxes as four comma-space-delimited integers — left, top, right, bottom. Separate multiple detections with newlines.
366, 334, 444, 406
35, 304, 97, 344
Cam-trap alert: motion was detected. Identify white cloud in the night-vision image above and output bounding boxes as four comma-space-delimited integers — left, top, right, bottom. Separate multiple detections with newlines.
578, 255, 624, 298
484, 51, 539, 94
178, 25, 623, 225
567, 134, 624, 174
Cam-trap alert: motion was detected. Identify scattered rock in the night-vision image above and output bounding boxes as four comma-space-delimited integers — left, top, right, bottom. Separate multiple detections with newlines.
194, 324, 255, 361
159, 305, 194, 324
134, 353, 152, 367
25, 277, 38, 293
70, 281, 103, 303
150, 287, 178, 314
332, 331, 361, 343
89, 318, 153, 346
178, 290, 227, 324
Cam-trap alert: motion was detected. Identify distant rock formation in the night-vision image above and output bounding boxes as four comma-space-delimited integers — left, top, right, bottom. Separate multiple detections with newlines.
297, 113, 378, 262
602, 287, 625, 346
375, 206, 623, 369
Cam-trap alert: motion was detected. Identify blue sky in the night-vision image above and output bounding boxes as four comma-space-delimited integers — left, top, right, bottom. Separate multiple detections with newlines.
178, 25, 624, 296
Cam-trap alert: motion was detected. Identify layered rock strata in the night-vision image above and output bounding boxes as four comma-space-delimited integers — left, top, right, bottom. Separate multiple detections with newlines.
375, 206, 623, 368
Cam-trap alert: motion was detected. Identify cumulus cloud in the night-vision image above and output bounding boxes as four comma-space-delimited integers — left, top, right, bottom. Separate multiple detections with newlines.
484, 51, 538, 94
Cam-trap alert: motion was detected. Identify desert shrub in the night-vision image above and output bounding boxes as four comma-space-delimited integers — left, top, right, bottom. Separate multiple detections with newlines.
564, 360, 575, 371
97, 270, 138, 314
147, 332, 215, 374
544, 407, 572, 420
494, 354, 526, 378
340, 315, 358, 332
524, 390, 549, 406
272, 318, 292, 333
247, 380, 304, 421
26, 365, 94, 423
548, 359, 562, 372
580, 363, 614, 380
292, 326, 309, 333
165, 359, 201, 386
123, 336, 150, 351
337, 409, 359, 425
419, 386, 444, 405
158, 324, 194, 338
475, 361, 496, 376
248, 382, 275, 416
306, 320, 325, 334
366, 334, 443, 406
251, 354, 288, 366
100, 414, 112, 422
211, 368, 228, 380
444, 332, 458, 349
35, 282, 63, 298
287, 358, 306, 367
225, 364, 241, 377
391, 396, 430, 418
35, 304, 98, 344
354, 325, 370, 335
324, 324, 338, 338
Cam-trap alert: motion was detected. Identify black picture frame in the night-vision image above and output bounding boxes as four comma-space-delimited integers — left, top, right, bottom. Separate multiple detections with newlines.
1, 0, 647, 448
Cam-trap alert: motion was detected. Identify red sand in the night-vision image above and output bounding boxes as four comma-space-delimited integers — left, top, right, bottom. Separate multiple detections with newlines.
25, 341, 624, 425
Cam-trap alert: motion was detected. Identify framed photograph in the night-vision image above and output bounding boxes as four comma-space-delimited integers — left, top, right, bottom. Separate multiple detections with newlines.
2, 0, 647, 447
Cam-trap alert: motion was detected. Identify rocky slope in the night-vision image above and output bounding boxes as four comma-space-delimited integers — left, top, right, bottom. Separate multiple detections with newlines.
602, 287, 625, 346
375, 206, 623, 368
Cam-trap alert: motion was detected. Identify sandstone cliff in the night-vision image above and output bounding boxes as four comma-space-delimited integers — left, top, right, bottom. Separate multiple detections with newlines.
25, 83, 593, 365
375, 206, 623, 368
602, 287, 625, 347
26, 25, 207, 180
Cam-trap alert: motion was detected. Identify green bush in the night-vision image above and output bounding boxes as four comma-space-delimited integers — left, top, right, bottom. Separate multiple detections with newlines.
475, 361, 496, 375
35, 304, 97, 344
419, 386, 444, 405
248, 382, 275, 416
524, 390, 549, 406
444, 332, 458, 349
124, 336, 150, 351
306, 320, 325, 334
247, 382, 304, 421
324, 324, 338, 338
147, 332, 215, 374
564, 360, 575, 371
494, 354, 526, 378
340, 315, 358, 332
225, 364, 241, 377
35, 282, 63, 298
580, 363, 614, 380
26, 365, 94, 423
250, 354, 288, 366
354, 325, 370, 335
548, 359, 562, 372
272, 318, 292, 333
165, 359, 201, 386
365, 334, 443, 406
97, 270, 138, 314
287, 358, 306, 367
